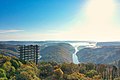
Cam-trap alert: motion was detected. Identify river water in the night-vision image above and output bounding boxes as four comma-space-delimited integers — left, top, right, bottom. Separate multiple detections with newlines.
73, 46, 80, 64
69, 42, 95, 64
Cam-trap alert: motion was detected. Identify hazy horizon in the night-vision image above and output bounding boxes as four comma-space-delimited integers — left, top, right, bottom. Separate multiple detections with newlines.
0, 0, 120, 41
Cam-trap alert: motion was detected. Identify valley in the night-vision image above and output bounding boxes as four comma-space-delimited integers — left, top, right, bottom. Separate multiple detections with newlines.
0, 41, 120, 65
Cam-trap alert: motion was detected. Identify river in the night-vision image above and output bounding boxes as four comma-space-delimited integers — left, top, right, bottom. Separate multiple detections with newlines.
69, 42, 96, 64
72, 46, 80, 64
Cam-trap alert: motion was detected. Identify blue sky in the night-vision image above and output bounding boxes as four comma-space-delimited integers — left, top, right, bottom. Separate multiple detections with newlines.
0, 0, 84, 31
0, 0, 120, 41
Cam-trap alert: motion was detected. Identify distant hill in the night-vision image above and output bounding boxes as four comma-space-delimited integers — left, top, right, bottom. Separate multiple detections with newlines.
40, 43, 75, 63
0, 43, 75, 63
1, 41, 120, 64
76, 46, 120, 64
0, 44, 19, 57
97, 42, 120, 46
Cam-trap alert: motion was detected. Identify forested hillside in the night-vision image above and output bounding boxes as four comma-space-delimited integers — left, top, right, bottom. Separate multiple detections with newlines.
0, 54, 120, 80
77, 46, 120, 64
0, 44, 19, 57
40, 43, 74, 63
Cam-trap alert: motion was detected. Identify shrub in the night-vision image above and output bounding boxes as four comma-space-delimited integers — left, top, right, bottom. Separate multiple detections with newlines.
10, 60, 20, 69
0, 68, 7, 78
86, 70, 98, 78
54, 68, 63, 79
16, 64, 40, 80
2, 61, 16, 79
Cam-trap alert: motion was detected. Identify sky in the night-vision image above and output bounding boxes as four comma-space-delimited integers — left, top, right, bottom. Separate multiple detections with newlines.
0, 0, 120, 41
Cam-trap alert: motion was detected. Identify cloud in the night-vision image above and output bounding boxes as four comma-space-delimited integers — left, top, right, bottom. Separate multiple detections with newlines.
0, 30, 24, 33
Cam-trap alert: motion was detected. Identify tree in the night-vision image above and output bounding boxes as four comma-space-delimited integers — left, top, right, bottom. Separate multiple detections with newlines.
61, 63, 79, 74
16, 64, 40, 80
39, 63, 54, 78
16, 71, 40, 80
54, 68, 63, 79
0, 68, 7, 78
86, 70, 98, 78
66, 72, 87, 80
93, 75, 101, 80
2, 61, 15, 78
86, 63, 95, 71
10, 59, 20, 69
114, 77, 120, 80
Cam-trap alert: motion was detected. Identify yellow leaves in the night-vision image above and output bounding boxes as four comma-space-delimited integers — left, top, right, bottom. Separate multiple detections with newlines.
67, 72, 85, 80
17, 64, 40, 80
20, 71, 30, 79
93, 75, 101, 80
2, 61, 12, 72
54, 68, 64, 76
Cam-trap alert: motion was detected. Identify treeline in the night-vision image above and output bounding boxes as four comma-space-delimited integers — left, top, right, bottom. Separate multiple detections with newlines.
0, 54, 120, 80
